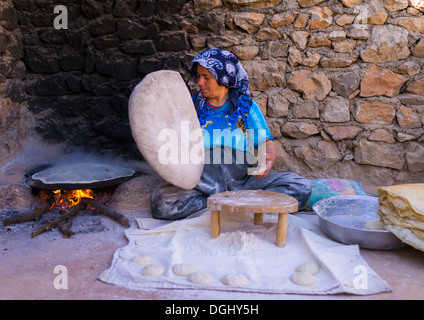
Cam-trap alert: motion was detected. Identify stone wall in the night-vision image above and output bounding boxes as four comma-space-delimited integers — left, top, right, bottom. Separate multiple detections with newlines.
0, 0, 35, 166
3, 0, 424, 186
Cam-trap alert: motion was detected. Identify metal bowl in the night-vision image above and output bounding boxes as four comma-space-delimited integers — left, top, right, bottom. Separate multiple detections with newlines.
312, 195, 404, 250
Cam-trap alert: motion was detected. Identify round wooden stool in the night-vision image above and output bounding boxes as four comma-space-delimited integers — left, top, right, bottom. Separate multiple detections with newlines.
207, 190, 298, 247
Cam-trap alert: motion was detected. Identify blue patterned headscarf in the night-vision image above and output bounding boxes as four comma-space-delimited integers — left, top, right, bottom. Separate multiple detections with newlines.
190, 48, 251, 116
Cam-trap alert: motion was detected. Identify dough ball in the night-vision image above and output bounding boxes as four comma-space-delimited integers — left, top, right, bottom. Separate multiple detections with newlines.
172, 263, 197, 276
142, 265, 165, 276
131, 255, 152, 266
295, 263, 320, 275
188, 272, 214, 285
220, 273, 248, 287
290, 272, 316, 286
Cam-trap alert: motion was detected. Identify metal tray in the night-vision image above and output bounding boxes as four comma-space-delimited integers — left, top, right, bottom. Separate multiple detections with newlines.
26, 162, 137, 190
312, 195, 404, 250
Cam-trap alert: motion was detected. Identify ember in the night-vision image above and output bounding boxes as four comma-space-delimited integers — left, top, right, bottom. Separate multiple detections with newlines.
50, 189, 95, 209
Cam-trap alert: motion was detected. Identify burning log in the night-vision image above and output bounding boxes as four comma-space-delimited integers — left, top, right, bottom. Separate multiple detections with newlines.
58, 220, 75, 238
2, 202, 51, 227
5, 187, 130, 238
81, 197, 129, 227
31, 202, 85, 238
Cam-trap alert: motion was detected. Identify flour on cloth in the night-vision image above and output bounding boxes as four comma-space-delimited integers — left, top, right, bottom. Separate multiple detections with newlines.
98, 210, 391, 295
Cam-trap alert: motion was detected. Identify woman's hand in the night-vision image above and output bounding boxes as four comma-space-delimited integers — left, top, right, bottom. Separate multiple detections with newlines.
251, 140, 276, 179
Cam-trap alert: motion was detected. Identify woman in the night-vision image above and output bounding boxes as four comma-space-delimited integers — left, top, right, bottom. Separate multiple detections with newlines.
151, 48, 311, 220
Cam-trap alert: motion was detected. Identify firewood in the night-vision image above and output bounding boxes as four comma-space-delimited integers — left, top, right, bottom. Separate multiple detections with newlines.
2, 202, 51, 227
31, 202, 85, 238
58, 220, 75, 238
81, 198, 129, 227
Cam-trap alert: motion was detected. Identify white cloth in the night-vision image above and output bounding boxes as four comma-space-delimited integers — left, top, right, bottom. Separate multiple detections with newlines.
98, 210, 391, 295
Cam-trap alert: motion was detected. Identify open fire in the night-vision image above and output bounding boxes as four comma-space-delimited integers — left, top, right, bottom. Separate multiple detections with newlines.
50, 189, 95, 209
3, 186, 129, 238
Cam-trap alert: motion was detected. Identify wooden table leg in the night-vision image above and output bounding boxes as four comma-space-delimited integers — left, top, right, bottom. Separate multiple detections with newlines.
211, 210, 220, 238
275, 213, 288, 247
254, 213, 263, 225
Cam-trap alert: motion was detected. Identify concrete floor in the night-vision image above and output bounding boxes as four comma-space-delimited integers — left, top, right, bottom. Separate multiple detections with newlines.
1, 205, 424, 301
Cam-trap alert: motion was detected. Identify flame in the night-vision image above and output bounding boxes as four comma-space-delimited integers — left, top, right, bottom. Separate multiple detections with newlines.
51, 189, 95, 209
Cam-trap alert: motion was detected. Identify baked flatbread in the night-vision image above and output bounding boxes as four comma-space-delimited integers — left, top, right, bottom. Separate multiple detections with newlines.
377, 184, 424, 251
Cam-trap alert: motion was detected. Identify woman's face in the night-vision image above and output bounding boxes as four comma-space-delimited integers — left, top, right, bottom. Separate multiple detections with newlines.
196, 65, 228, 102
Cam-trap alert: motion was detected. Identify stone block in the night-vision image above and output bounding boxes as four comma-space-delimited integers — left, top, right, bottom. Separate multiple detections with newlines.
406, 78, 424, 96
308, 6, 332, 30
360, 64, 408, 98
332, 71, 360, 98
353, 100, 396, 125
59, 45, 86, 71
320, 96, 351, 123
25, 46, 60, 74
243, 60, 286, 91
35, 75, 67, 96
281, 122, 319, 139
397, 105, 422, 128
298, 0, 325, 7
266, 88, 291, 118
292, 100, 319, 119
288, 70, 331, 101
233, 12, 265, 34
406, 142, 424, 172
354, 139, 405, 170
360, 25, 410, 63
295, 140, 343, 171
323, 125, 362, 141
223, 0, 281, 9
94, 49, 138, 81
116, 19, 147, 40
156, 31, 190, 52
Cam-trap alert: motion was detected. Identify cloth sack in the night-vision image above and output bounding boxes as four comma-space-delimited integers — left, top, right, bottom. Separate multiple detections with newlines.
306, 179, 369, 209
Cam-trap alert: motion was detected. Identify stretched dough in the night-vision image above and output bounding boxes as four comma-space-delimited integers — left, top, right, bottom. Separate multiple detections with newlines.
172, 263, 196, 276
295, 263, 320, 275
188, 272, 214, 284
128, 70, 204, 190
142, 265, 165, 276
290, 271, 316, 286
220, 273, 248, 287
131, 255, 152, 266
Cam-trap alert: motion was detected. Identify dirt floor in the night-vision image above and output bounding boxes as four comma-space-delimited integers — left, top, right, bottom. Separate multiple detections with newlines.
1, 182, 424, 301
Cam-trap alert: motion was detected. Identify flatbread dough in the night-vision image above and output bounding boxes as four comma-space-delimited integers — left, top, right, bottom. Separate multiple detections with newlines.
220, 273, 248, 287
131, 255, 152, 266
142, 265, 165, 276
188, 271, 214, 284
377, 184, 424, 251
172, 263, 196, 276
295, 263, 320, 275
128, 70, 204, 190
290, 271, 316, 286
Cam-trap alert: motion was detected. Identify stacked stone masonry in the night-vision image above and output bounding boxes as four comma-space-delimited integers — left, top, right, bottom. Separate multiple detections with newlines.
1, 0, 424, 186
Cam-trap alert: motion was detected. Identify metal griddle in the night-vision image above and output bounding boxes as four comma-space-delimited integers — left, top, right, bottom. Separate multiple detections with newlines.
26, 162, 137, 190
